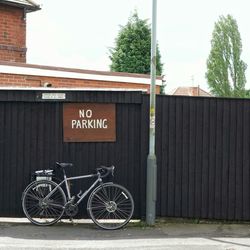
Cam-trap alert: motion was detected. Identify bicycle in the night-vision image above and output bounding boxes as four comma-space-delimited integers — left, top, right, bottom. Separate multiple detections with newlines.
21, 162, 134, 230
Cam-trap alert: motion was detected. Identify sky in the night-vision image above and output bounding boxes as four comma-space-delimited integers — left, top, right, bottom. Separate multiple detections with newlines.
27, 0, 250, 93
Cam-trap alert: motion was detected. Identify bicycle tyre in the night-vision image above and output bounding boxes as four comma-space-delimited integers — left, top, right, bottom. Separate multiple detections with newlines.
87, 183, 134, 230
22, 180, 66, 226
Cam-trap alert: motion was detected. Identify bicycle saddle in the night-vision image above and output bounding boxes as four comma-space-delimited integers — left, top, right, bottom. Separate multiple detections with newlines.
56, 162, 73, 169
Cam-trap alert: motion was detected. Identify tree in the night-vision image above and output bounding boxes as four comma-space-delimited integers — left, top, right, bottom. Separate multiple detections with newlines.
109, 11, 163, 76
206, 15, 247, 97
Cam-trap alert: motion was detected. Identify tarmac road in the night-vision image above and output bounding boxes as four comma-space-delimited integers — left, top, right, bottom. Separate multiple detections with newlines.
0, 218, 250, 249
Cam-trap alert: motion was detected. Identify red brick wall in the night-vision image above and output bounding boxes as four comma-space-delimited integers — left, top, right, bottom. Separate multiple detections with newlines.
0, 73, 161, 93
0, 5, 26, 62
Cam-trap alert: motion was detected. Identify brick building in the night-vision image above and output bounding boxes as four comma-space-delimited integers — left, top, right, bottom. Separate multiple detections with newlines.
0, 0, 40, 63
0, 0, 162, 92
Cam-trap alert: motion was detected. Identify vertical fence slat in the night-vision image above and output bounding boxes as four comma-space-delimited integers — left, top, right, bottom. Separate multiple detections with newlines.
167, 97, 176, 216
174, 97, 183, 217
228, 100, 237, 220
242, 102, 250, 220
201, 98, 209, 218
207, 99, 216, 219
221, 100, 230, 219
194, 99, 203, 218
235, 101, 244, 219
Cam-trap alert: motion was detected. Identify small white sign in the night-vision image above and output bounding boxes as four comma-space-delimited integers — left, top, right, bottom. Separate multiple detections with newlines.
42, 93, 66, 100
150, 116, 155, 129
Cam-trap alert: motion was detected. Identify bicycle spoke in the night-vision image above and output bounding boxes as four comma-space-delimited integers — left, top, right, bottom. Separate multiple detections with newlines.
27, 204, 42, 216
25, 193, 40, 201
92, 193, 107, 204
112, 187, 120, 201
93, 207, 107, 219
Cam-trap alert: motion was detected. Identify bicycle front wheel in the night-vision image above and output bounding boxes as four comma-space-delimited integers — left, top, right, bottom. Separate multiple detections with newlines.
22, 180, 66, 226
87, 183, 134, 230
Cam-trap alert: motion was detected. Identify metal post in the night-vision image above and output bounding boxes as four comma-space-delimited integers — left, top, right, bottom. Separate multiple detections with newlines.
146, 0, 157, 226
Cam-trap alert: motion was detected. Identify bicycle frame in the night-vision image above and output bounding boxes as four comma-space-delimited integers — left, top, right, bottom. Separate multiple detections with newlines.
43, 171, 102, 206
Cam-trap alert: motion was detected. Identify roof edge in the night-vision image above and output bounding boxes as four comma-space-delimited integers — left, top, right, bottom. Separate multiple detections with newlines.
1, 0, 40, 12
0, 60, 162, 80
0, 86, 147, 92
0, 64, 163, 85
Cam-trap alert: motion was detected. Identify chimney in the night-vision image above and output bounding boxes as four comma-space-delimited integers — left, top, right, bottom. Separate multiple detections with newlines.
0, 0, 40, 63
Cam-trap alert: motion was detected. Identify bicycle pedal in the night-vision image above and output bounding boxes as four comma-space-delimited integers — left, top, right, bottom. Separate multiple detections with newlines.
77, 190, 82, 198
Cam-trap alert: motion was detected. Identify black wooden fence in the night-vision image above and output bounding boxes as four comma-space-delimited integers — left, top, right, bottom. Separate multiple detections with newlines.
0, 89, 250, 221
0, 90, 144, 218
156, 96, 250, 221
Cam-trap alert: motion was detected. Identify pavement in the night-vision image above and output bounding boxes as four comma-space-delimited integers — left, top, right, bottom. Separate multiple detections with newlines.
0, 218, 250, 249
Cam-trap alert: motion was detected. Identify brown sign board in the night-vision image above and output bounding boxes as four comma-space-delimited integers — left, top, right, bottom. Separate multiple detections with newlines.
63, 103, 116, 142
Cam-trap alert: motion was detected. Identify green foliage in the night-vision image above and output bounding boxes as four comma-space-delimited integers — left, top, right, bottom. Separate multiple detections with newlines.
206, 15, 247, 97
109, 11, 163, 76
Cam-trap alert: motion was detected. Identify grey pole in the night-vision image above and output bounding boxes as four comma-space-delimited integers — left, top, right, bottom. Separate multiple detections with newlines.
146, 0, 157, 225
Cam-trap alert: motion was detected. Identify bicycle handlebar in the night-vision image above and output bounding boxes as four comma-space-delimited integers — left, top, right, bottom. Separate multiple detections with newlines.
96, 166, 115, 178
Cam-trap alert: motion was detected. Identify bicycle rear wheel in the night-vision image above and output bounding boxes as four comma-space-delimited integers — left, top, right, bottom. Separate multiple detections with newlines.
87, 183, 134, 230
22, 180, 66, 226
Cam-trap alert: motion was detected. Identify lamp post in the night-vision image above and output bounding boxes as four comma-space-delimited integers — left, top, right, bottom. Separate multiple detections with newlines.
146, 0, 157, 225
